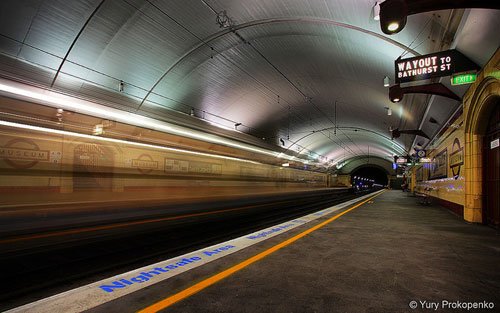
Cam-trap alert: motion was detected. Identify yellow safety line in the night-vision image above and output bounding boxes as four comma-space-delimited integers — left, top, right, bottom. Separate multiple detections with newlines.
138, 190, 385, 313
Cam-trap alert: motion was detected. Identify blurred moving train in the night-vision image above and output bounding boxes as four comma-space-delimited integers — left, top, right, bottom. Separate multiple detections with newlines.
0, 97, 344, 209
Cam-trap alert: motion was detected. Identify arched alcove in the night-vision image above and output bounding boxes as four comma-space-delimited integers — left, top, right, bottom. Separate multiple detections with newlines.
463, 76, 500, 223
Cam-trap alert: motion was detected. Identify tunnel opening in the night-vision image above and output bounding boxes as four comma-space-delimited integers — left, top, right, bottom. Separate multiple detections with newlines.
351, 166, 389, 187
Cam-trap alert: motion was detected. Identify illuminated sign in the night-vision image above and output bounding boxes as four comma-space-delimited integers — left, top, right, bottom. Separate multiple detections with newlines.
396, 157, 408, 164
419, 157, 432, 163
451, 72, 477, 86
395, 50, 478, 84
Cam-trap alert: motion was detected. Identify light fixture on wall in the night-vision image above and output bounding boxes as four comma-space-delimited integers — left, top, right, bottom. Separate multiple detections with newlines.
93, 124, 104, 136
383, 76, 390, 87
385, 106, 392, 115
234, 122, 242, 130
118, 80, 124, 92
56, 108, 64, 122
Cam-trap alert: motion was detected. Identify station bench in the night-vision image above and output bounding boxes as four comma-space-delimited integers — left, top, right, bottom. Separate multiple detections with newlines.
414, 187, 433, 205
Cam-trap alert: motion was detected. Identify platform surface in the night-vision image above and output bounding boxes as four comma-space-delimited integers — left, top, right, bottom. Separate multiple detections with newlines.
11, 190, 500, 312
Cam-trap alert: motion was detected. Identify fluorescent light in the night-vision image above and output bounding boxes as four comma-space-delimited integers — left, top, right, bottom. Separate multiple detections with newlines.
281, 163, 290, 167
0, 119, 261, 164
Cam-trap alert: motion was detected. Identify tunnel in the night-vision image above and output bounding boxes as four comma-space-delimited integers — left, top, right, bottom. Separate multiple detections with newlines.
351, 165, 389, 186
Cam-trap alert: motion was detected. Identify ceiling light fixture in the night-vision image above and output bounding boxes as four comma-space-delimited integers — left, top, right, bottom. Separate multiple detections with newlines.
389, 84, 403, 103
387, 22, 400, 32
379, 0, 498, 35
373, 2, 381, 21
379, 0, 407, 34
383, 76, 390, 87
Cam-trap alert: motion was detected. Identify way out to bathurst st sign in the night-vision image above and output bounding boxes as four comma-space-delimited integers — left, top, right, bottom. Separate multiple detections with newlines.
395, 49, 478, 84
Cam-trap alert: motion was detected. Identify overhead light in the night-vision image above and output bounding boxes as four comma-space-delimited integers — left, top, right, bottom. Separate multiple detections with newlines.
383, 76, 390, 87
282, 162, 290, 167
379, 0, 407, 35
373, 2, 381, 21
190, 108, 195, 116
378, 0, 499, 35
387, 22, 400, 32
385, 107, 392, 116
118, 80, 124, 92
389, 84, 403, 103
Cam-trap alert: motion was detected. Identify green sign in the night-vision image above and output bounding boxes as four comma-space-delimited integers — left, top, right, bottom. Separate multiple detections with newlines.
451, 73, 477, 85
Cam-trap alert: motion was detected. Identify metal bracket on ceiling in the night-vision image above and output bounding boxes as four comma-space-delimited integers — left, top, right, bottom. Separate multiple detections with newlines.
389, 83, 461, 103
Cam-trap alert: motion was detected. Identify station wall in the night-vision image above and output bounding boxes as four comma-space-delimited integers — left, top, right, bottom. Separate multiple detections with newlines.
413, 49, 500, 221
413, 114, 465, 215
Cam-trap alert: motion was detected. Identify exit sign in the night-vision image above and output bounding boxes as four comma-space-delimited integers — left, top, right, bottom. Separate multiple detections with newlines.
451, 73, 477, 85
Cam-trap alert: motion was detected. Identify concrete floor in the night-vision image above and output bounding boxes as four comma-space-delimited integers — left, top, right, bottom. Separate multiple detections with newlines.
90, 190, 500, 313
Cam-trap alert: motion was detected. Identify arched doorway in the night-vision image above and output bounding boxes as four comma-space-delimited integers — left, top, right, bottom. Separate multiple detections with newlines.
483, 101, 499, 227
464, 76, 500, 223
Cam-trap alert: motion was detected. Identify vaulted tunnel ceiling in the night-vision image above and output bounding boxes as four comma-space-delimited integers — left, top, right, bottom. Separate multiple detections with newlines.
0, 0, 499, 167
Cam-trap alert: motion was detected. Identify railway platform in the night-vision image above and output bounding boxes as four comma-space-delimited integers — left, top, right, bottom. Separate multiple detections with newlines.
7, 190, 500, 313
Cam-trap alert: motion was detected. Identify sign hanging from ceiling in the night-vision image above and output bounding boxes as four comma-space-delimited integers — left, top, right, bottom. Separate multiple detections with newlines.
395, 49, 478, 84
